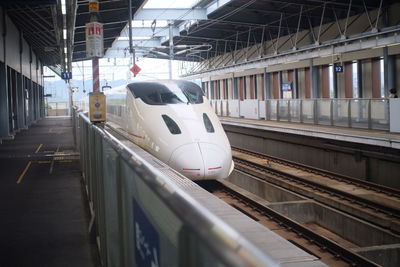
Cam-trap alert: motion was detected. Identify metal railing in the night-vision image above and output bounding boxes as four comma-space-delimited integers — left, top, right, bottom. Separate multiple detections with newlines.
211, 98, 390, 131
72, 108, 277, 267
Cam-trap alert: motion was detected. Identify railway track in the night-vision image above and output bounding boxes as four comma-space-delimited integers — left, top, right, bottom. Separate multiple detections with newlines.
199, 180, 378, 267
231, 147, 400, 231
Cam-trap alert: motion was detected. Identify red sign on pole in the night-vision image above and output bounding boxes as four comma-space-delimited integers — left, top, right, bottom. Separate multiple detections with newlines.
130, 64, 141, 77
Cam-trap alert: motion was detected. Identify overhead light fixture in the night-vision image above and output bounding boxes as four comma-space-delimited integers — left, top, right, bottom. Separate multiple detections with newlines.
61, 0, 66, 15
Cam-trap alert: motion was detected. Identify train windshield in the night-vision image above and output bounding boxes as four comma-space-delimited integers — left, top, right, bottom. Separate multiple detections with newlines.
127, 81, 204, 105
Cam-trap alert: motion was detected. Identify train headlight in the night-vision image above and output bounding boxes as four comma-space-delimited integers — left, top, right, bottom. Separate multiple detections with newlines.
203, 113, 215, 133
162, 115, 181, 135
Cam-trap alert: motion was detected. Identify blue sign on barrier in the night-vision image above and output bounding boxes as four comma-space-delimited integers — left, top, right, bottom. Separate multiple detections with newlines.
334, 65, 343, 73
61, 72, 72, 79
133, 199, 160, 267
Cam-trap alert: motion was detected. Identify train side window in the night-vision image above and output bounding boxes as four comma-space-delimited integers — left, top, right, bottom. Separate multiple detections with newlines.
162, 115, 181, 134
203, 113, 214, 133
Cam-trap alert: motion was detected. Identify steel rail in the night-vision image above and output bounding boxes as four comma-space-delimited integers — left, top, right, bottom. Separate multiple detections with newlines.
232, 146, 400, 198
232, 148, 400, 219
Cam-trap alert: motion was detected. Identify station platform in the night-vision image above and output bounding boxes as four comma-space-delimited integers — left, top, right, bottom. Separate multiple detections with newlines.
220, 117, 400, 150
0, 117, 97, 266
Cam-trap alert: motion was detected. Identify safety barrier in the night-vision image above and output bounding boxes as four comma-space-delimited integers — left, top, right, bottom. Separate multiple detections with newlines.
211, 98, 392, 131
46, 102, 69, 116
72, 109, 277, 267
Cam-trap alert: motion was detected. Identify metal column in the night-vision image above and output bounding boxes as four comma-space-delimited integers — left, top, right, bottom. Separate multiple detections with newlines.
16, 72, 25, 128
310, 59, 319, 98
27, 79, 33, 125
384, 47, 396, 94
0, 61, 10, 137
32, 83, 37, 121
264, 70, 271, 99
92, 58, 99, 92
169, 21, 174, 79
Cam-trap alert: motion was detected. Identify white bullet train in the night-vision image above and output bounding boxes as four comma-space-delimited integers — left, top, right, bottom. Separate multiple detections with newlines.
104, 80, 234, 180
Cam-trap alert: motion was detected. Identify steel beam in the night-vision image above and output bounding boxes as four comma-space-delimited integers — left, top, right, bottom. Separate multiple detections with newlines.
120, 26, 179, 38
134, 8, 207, 20
181, 27, 400, 79
110, 38, 162, 48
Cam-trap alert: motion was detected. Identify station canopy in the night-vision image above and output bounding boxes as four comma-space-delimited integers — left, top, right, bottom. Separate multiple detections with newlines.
4, 0, 63, 67
73, 0, 398, 63
4, 0, 398, 71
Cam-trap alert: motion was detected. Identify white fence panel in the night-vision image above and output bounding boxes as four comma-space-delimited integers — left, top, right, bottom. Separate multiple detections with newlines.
228, 100, 240, 117
221, 100, 229, 117
259, 101, 266, 119
240, 99, 260, 119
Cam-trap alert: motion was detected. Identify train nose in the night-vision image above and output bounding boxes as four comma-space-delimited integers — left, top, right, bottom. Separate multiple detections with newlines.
169, 143, 232, 180
198, 143, 232, 180
169, 143, 205, 179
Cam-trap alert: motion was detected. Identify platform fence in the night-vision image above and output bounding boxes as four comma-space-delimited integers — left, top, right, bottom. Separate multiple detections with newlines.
46, 101, 69, 116
72, 108, 277, 267
212, 98, 390, 131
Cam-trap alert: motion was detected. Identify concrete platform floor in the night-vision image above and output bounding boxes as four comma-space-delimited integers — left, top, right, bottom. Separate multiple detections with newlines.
0, 117, 98, 267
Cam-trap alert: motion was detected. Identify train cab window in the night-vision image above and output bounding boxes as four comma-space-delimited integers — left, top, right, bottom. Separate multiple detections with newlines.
162, 115, 181, 135
175, 80, 204, 104
127, 81, 204, 105
203, 113, 214, 133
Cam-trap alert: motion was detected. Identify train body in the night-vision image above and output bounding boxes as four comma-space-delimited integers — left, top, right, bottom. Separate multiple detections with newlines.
104, 80, 234, 180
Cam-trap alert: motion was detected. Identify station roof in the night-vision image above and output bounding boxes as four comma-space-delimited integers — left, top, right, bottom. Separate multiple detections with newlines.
99, 0, 399, 62
4, 0, 63, 67
4, 0, 399, 71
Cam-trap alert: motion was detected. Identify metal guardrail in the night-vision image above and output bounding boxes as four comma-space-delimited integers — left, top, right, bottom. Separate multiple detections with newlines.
72, 108, 278, 267
212, 98, 390, 131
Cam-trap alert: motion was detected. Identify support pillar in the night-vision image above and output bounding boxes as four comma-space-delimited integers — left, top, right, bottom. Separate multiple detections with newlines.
16, 72, 24, 128
279, 71, 283, 98
310, 59, 319, 98
357, 60, 363, 98
266, 72, 272, 98
32, 83, 37, 121
384, 47, 396, 94
294, 69, 299, 99
0, 61, 10, 137
27, 80, 33, 125
92, 57, 99, 92
169, 21, 174, 79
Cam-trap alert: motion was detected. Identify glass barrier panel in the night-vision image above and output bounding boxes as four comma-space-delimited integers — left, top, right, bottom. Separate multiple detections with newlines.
317, 99, 331, 126
332, 99, 349, 127
102, 139, 122, 266
120, 160, 183, 267
350, 99, 369, 129
278, 100, 289, 121
301, 99, 315, 124
182, 230, 227, 267
268, 100, 278, 121
371, 99, 389, 130
289, 100, 301, 122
